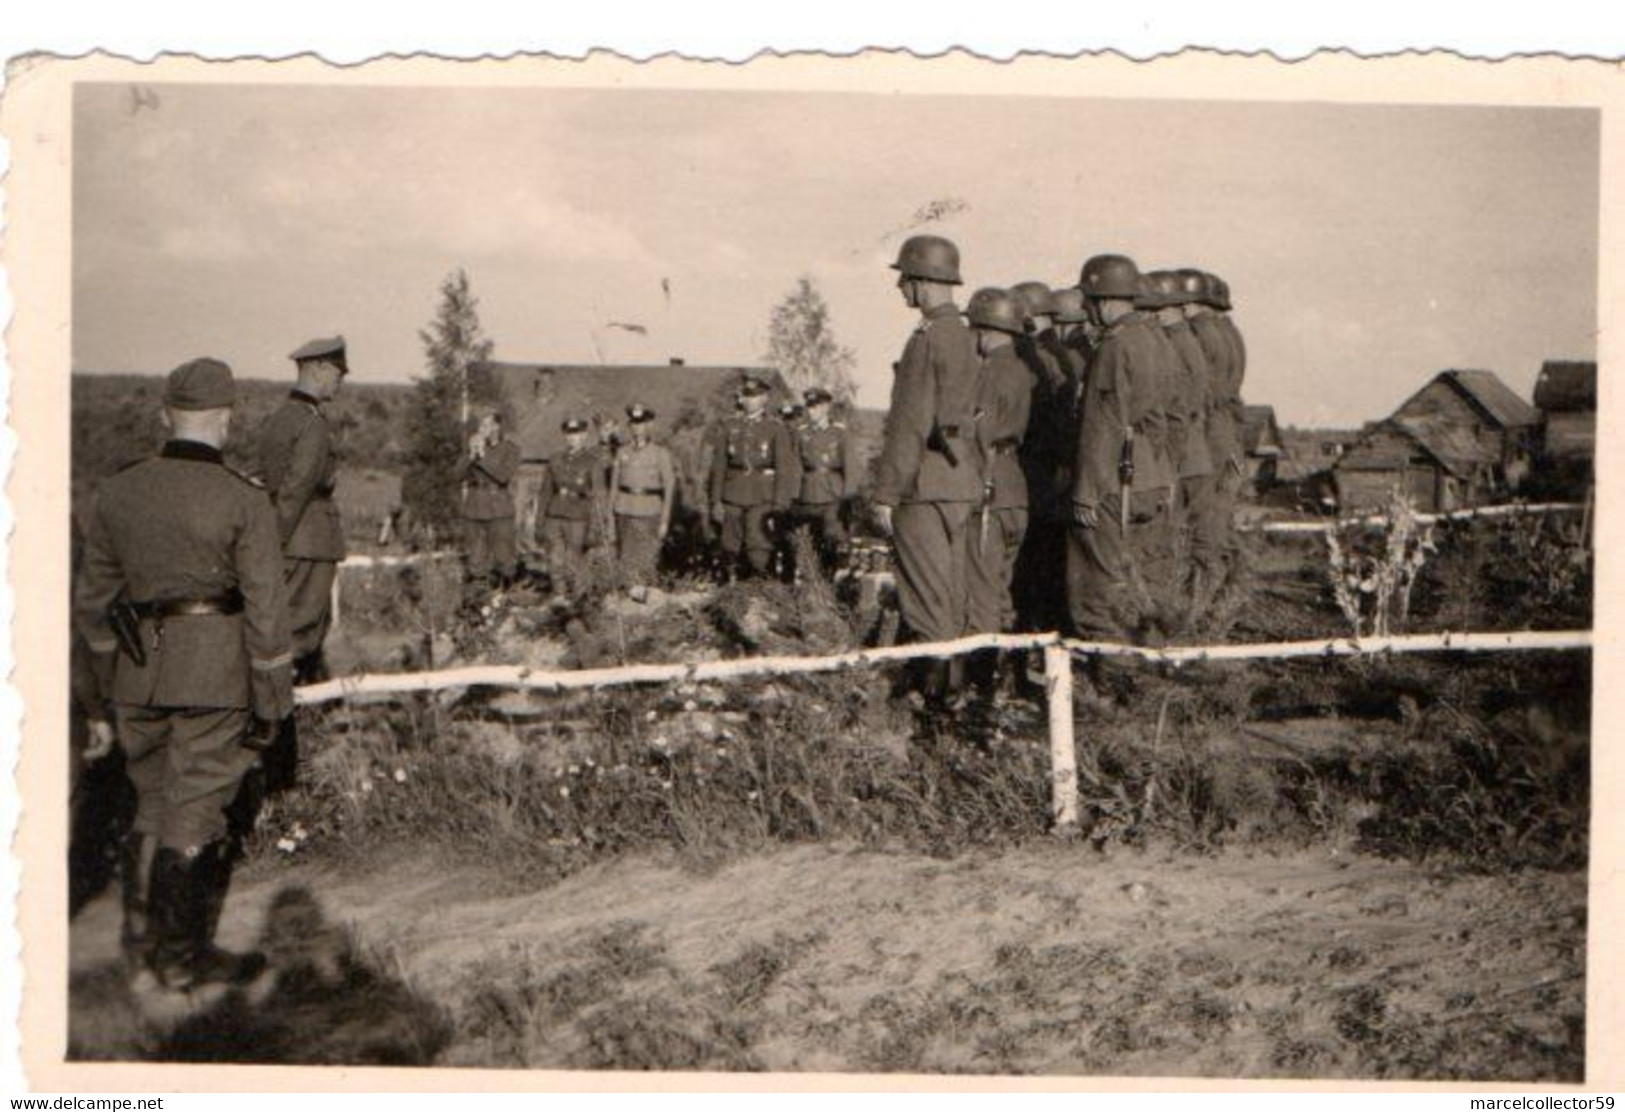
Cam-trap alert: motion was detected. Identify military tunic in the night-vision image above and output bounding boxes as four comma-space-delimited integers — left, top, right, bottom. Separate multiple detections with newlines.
1192, 310, 1247, 558
611, 439, 677, 586
1066, 311, 1178, 641
709, 412, 799, 576
538, 446, 607, 579
72, 440, 294, 852
256, 390, 344, 678
786, 420, 857, 569
1163, 320, 1223, 576
966, 345, 1033, 635
461, 437, 521, 582
873, 302, 983, 643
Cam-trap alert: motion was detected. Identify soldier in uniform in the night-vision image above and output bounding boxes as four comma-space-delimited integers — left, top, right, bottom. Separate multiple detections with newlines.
73, 358, 293, 990
460, 409, 522, 591
609, 403, 677, 593
1069, 254, 1176, 643
1183, 269, 1247, 573
787, 387, 858, 576
872, 234, 983, 706
257, 335, 347, 685
709, 375, 798, 580
537, 416, 606, 595
962, 289, 1033, 694
1011, 281, 1087, 637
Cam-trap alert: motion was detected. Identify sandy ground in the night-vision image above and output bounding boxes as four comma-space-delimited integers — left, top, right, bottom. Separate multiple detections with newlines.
69, 841, 1586, 1080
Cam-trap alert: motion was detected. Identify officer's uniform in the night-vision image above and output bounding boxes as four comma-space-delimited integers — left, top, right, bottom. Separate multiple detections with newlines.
1163, 318, 1218, 572
611, 409, 676, 587
790, 410, 858, 568
461, 432, 522, 584
73, 358, 292, 987
538, 427, 605, 591
1068, 310, 1177, 640
966, 344, 1033, 635
710, 394, 798, 578
257, 338, 347, 681
873, 301, 983, 643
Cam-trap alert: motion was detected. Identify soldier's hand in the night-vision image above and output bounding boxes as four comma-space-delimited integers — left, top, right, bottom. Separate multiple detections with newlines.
1073, 502, 1099, 529
874, 504, 894, 537
84, 719, 118, 762
658, 520, 671, 542
243, 715, 281, 752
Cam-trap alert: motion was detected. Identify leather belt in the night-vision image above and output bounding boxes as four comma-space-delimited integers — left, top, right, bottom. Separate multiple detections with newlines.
554, 488, 589, 497
728, 465, 776, 475
619, 485, 664, 496
802, 465, 839, 473
132, 590, 244, 620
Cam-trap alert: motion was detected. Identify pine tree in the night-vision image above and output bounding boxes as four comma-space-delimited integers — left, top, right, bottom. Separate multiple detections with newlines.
402, 269, 495, 536
764, 276, 858, 405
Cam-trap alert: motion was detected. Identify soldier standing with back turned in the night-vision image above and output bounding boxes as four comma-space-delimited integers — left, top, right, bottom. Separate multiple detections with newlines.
872, 235, 984, 708
257, 336, 348, 685
74, 358, 293, 991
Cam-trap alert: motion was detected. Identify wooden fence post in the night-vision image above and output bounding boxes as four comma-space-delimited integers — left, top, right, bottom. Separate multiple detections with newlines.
1045, 641, 1079, 831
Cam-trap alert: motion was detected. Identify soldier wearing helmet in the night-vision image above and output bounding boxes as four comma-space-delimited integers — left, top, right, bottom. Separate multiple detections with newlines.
1144, 270, 1220, 600
962, 288, 1034, 696
1009, 280, 1087, 638
874, 234, 984, 709
1183, 269, 1247, 577
1068, 253, 1177, 645
709, 374, 799, 580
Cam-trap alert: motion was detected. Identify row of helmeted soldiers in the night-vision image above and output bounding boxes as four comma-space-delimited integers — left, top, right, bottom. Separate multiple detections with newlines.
869, 235, 1247, 706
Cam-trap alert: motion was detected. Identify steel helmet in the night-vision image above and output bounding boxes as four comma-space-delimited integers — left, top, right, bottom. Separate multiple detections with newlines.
1175, 268, 1214, 304
1209, 274, 1234, 311
1140, 270, 1188, 309
891, 234, 964, 285
1078, 253, 1144, 300
1010, 281, 1058, 321
964, 287, 1027, 335
1051, 287, 1089, 324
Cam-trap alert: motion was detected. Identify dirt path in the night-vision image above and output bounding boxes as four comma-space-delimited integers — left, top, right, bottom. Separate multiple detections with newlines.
70, 842, 1585, 1080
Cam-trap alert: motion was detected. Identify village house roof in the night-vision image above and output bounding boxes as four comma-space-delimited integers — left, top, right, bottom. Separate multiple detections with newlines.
1240, 405, 1284, 457
1532, 360, 1597, 413
1428, 369, 1541, 430
473, 360, 790, 461
1336, 416, 1495, 481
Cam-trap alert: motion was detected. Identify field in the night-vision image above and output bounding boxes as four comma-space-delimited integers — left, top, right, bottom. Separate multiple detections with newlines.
65, 374, 1592, 1080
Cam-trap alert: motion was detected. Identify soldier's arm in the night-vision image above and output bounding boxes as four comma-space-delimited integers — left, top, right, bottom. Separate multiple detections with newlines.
535, 464, 555, 520
237, 492, 295, 721
474, 441, 520, 486
772, 424, 799, 510
658, 449, 677, 533
1007, 365, 1034, 446
871, 337, 934, 506
840, 428, 861, 500
708, 428, 726, 509
70, 497, 125, 719
273, 416, 328, 547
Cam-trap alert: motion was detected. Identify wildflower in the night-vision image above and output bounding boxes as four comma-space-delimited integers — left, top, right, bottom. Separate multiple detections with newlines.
568, 764, 580, 775
393, 768, 407, 783
683, 700, 698, 713
276, 838, 298, 854
645, 710, 659, 722
361, 780, 374, 794
661, 780, 673, 791
652, 736, 668, 749
559, 786, 571, 799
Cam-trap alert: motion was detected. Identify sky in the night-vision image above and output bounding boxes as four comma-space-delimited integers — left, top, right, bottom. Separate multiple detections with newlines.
72, 84, 1598, 427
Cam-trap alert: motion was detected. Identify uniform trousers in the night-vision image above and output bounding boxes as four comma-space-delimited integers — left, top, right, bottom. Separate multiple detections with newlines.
116, 704, 255, 853
892, 501, 973, 643
616, 514, 663, 586
721, 503, 777, 575
966, 506, 1028, 635
1065, 490, 1169, 640
543, 516, 592, 592
284, 557, 336, 669
465, 515, 518, 582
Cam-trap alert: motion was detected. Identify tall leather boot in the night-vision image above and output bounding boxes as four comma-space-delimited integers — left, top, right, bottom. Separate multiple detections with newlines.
118, 832, 157, 973
144, 846, 197, 990
188, 840, 265, 986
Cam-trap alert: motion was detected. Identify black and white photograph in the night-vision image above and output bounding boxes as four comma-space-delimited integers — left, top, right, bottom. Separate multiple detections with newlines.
4, 51, 1613, 1087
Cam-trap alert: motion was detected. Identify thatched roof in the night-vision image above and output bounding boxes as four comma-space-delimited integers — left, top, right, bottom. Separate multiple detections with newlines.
1240, 405, 1283, 457
1533, 360, 1597, 412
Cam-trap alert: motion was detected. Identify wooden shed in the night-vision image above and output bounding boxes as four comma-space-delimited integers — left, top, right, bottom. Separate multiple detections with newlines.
1388, 369, 1540, 490
1240, 404, 1285, 492
1333, 416, 1498, 514
1533, 360, 1597, 462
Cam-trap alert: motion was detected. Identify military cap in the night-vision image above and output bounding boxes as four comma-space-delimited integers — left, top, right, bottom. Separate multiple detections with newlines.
164, 357, 237, 410
561, 417, 590, 434
738, 375, 771, 398
288, 335, 349, 372
778, 403, 805, 421
626, 403, 656, 424
803, 387, 834, 407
